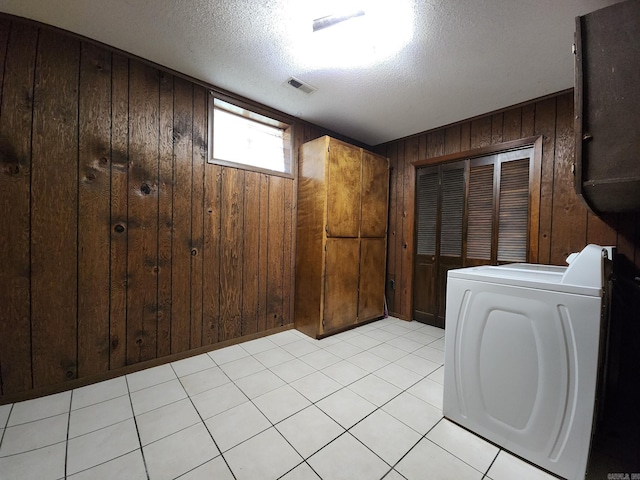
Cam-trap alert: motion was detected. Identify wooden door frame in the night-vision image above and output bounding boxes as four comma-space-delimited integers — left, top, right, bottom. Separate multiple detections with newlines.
410, 136, 543, 322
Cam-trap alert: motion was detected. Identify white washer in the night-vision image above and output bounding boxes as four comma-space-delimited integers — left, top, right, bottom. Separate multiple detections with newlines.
443, 245, 608, 480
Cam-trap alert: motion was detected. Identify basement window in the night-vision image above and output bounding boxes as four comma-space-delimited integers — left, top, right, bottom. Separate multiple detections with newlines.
209, 97, 292, 177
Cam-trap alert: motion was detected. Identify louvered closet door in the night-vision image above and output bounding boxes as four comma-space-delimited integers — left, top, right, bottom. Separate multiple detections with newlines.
413, 162, 465, 327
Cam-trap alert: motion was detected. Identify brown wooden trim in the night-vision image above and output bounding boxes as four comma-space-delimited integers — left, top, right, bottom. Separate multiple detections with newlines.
412, 136, 541, 168
528, 136, 543, 263
0, 324, 294, 406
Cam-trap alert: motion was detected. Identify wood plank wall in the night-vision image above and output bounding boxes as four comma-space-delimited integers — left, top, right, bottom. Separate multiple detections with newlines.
376, 92, 640, 320
0, 17, 340, 401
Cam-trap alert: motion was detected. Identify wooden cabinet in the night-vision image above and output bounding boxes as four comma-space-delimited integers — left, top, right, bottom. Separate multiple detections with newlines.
295, 136, 389, 338
574, 0, 640, 213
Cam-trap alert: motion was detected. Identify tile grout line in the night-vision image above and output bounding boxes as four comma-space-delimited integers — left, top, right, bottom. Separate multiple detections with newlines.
0, 403, 14, 453
64, 390, 73, 478
124, 375, 151, 480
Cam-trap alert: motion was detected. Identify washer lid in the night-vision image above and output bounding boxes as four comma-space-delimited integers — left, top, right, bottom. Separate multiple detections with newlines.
448, 244, 605, 297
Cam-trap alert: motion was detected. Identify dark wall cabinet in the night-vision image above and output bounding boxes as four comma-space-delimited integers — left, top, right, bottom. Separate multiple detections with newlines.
574, 0, 640, 213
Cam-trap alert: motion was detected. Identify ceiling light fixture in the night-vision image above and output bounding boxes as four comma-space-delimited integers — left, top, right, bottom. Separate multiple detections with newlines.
312, 10, 365, 32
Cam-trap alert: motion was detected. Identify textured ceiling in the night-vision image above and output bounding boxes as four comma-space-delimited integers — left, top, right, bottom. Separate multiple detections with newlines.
0, 0, 623, 146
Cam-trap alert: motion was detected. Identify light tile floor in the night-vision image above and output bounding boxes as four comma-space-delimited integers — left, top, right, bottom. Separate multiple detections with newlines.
0, 317, 558, 480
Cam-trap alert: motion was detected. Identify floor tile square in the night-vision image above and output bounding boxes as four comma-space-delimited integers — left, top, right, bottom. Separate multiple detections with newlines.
347, 351, 389, 372
408, 377, 443, 410
308, 432, 390, 480
382, 392, 442, 435
316, 388, 376, 429
67, 449, 146, 479
427, 366, 445, 385
344, 334, 383, 350
143, 422, 218, 480
69, 395, 132, 438
0, 413, 68, 456
276, 405, 344, 459
363, 328, 398, 342
280, 461, 321, 479
208, 344, 249, 365
416, 324, 445, 338
368, 343, 408, 362
374, 363, 422, 390
429, 337, 446, 351
130, 378, 187, 415
386, 335, 424, 353
234, 369, 285, 399
408, 331, 440, 346
314, 335, 344, 348
67, 418, 139, 475
179, 455, 234, 480
413, 345, 445, 364
136, 397, 201, 445
268, 330, 304, 347
383, 469, 407, 480
240, 336, 278, 355
71, 377, 128, 410
394, 353, 440, 376
171, 353, 216, 378
224, 427, 302, 480
126, 364, 176, 392
395, 438, 483, 480
350, 409, 421, 465
7, 391, 70, 426
300, 348, 342, 370
348, 374, 402, 407
179, 366, 230, 396
321, 360, 369, 386
322, 341, 363, 359
218, 355, 265, 381
426, 418, 499, 473
486, 450, 558, 480
253, 346, 295, 368
253, 384, 311, 424
281, 339, 321, 357
0, 442, 65, 480
290, 371, 342, 403
190, 382, 248, 420
380, 323, 413, 336
205, 401, 271, 452
270, 358, 316, 383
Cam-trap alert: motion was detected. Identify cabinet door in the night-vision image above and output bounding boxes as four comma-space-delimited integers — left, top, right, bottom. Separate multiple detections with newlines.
360, 152, 389, 237
358, 238, 386, 322
326, 141, 361, 237
323, 238, 359, 333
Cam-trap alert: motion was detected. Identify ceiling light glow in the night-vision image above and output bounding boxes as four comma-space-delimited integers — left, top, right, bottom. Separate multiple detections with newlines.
290, 0, 414, 70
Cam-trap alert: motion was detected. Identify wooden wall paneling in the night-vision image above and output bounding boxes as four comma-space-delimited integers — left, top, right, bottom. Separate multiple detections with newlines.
257, 174, 269, 332
491, 113, 504, 144
0, 19, 6, 395
460, 121, 471, 151
427, 131, 445, 159
470, 116, 492, 149
502, 108, 522, 142
418, 134, 427, 160
587, 213, 618, 247
550, 94, 587, 264
156, 71, 174, 358
109, 53, 129, 369
31, 30, 80, 386
170, 77, 193, 354
521, 103, 535, 139
533, 97, 557, 263
77, 43, 112, 377
219, 167, 244, 341
401, 137, 418, 318
267, 176, 285, 328
444, 125, 461, 155
202, 163, 221, 345
126, 61, 159, 364
0, 22, 37, 394
190, 85, 207, 348
242, 171, 260, 335
282, 177, 294, 325
394, 142, 405, 317
290, 124, 305, 325
385, 143, 397, 314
